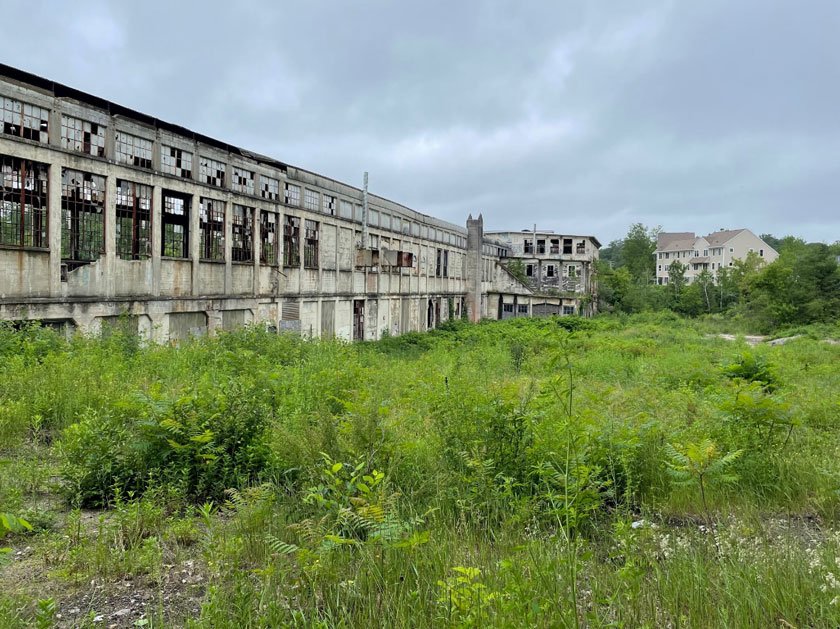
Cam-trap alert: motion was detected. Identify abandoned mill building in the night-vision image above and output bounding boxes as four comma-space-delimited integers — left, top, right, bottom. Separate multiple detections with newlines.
0, 64, 600, 341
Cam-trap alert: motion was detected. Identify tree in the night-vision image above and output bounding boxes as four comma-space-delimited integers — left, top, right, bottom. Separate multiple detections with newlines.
667, 261, 687, 296
620, 223, 660, 284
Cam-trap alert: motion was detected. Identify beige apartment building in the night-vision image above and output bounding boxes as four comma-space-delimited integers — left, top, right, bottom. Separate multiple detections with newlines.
0, 64, 596, 341
655, 229, 779, 285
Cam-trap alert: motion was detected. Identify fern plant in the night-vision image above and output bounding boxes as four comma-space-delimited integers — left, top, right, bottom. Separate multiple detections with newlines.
665, 439, 743, 523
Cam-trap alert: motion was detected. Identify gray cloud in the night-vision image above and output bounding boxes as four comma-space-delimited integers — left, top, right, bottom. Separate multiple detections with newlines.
2, 0, 838, 243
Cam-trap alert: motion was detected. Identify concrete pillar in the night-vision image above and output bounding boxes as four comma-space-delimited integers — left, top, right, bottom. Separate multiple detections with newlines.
465, 213, 483, 322
104, 175, 117, 298
48, 162, 62, 297
253, 205, 261, 297
151, 183, 162, 296
190, 194, 200, 296
224, 197, 233, 294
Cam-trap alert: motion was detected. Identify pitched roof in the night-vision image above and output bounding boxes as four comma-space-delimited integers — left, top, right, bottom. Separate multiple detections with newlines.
657, 232, 696, 252
703, 229, 745, 246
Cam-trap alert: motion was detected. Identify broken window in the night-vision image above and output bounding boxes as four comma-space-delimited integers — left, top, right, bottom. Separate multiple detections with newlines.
576, 240, 586, 254
546, 264, 556, 277
199, 198, 225, 261
567, 265, 578, 278
304, 189, 319, 211
0, 155, 48, 248
232, 204, 253, 262
161, 190, 190, 258
550, 239, 560, 254
304, 219, 319, 268
232, 166, 255, 195
260, 210, 277, 265
115, 180, 152, 260
200, 157, 226, 188
115, 132, 153, 169
526, 264, 534, 277
524, 239, 533, 254
61, 115, 106, 157
283, 215, 300, 267
563, 238, 573, 255
322, 194, 336, 216
537, 239, 546, 254
435, 249, 442, 277
339, 200, 352, 219
2, 97, 49, 143
161, 145, 192, 179
284, 182, 300, 206
61, 168, 105, 264
261, 176, 280, 201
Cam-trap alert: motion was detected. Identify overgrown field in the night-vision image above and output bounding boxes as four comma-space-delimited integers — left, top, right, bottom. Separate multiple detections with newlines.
1, 314, 839, 627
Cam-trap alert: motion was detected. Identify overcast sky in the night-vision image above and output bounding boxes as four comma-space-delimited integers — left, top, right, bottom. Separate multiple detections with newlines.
2, 1, 839, 244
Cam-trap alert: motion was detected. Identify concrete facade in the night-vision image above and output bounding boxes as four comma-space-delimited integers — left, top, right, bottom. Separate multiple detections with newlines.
655, 229, 779, 285
0, 65, 596, 341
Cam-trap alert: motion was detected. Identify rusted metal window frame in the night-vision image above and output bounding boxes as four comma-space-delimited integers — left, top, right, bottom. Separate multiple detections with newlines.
303, 219, 319, 269
0, 155, 49, 248
200, 156, 226, 188
161, 145, 192, 179
284, 182, 300, 207
199, 198, 225, 261
115, 132, 153, 169
61, 168, 106, 266
260, 210, 277, 265
283, 215, 300, 267
161, 190, 190, 258
1, 97, 49, 143
115, 179, 152, 260
60, 114, 106, 157
261, 176, 280, 201
231, 204, 253, 263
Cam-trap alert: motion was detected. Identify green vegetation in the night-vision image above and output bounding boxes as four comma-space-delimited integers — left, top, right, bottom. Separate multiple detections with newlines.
1, 316, 840, 626
598, 225, 840, 333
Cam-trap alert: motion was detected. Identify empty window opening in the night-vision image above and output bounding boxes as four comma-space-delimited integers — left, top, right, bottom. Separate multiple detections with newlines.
232, 166, 255, 195
576, 240, 586, 254
283, 215, 300, 267
261, 176, 280, 201
199, 198, 225, 261
161, 145, 192, 179
61, 168, 105, 265
200, 157, 226, 188
304, 219, 319, 268
550, 239, 560, 254
563, 238, 573, 254
115, 132, 153, 169
526, 263, 534, 277
566, 264, 578, 278
524, 239, 533, 254
232, 204, 253, 262
2, 97, 48, 143
546, 264, 556, 277
260, 210, 277, 265
161, 190, 190, 258
116, 180, 152, 260
322, 194, 336, 216
435, 249, 442, 277
0, 155, 48, 248
284, 182, 300, 206
61, 115, 105, 157
537, 239, 546, 254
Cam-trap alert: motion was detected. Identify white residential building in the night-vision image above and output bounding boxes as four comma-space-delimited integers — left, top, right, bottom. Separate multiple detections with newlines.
654, 229, 779, 285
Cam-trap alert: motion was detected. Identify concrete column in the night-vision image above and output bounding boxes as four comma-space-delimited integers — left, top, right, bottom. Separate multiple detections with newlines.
224, 197, 233, 294
465, 213, 483, 322
151, 183, 162, 296
48, 162, 62, 297
104, 175, 117, 298
253, 205, 261, 296
190, 194, 200, 296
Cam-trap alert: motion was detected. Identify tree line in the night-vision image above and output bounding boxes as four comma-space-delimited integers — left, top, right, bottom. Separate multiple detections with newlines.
596, 223, 840, 331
